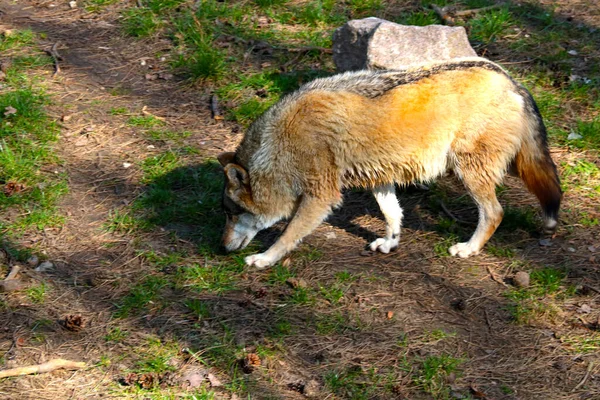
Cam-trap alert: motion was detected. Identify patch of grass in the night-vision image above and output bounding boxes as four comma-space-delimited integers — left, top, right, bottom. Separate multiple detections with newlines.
267, 263, 296, 285
324, 367, 381, 399
396, 10, 439, 26
486, 244, 515, 258
115, 275, 169, 318
468, 7, 514, 44
561, 160, 600, 197
178, 262, 243, 294
433, 234, 459, 257
319, 284, 345, 304
569, 118, 600, 150
127, 115, 165, 128
122, 8, 160, 37
499, 206, 538, 233
504, 267, 572, 324
414, 355, 462, 398
110, 107, 129, 115
0, 83, 67, 233
105, 327, 129, 342
145, 129, 191, 142
254, 0, 287, 8
185, 298, 211, 320
105, 208, 152, 234
289, 286, 316, 306
26, 282, 47, 304
561, 334, 600, 354
424, 329, 456, 342
348, 0, 383, 18
579, 212, 599, 227
0, 29, 35, 52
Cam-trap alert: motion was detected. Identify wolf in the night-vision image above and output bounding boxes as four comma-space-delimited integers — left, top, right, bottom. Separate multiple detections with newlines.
217, 57, 562, 268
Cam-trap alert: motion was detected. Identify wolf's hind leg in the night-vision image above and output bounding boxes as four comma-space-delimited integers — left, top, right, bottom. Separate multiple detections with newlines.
449, 174, 503, 258
245, 195, 334, 268
370, 184, 403, 254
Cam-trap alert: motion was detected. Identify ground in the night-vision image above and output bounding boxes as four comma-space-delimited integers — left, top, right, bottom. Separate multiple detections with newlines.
0, 0, 599, 399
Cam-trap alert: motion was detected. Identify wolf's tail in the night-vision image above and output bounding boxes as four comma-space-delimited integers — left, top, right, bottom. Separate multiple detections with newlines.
513, 87, 562, 235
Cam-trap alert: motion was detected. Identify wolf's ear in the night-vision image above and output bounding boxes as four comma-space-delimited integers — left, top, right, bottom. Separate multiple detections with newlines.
224, 163, 250, 189
218, 152, 236, 167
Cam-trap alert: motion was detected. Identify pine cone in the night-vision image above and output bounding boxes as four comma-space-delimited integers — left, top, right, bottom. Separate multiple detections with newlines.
241, 353, 261, 373
63, 315, 85, 332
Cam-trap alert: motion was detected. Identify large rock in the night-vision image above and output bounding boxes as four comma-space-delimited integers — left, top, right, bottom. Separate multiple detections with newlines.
332, 17, 477, 71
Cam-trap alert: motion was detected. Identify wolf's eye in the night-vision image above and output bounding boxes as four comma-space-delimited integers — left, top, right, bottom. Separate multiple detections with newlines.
222, 195, 246, 217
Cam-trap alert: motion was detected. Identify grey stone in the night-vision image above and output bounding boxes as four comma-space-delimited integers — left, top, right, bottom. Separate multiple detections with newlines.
35, 261, 54, 272
332, 17, 477, 72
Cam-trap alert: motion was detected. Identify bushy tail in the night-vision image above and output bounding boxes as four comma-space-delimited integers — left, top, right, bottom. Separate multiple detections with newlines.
514, 88, 562, 235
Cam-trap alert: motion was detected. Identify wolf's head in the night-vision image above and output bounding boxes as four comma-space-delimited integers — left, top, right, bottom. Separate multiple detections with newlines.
217, 152, 278, 252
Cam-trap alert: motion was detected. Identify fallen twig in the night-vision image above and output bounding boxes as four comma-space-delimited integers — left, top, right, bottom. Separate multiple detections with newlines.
0, 265, 24, 292
486, 266, 508, 287
572, 361, 594, 392
45, 42, 62, 77
439, 201, 469, 225
454, 3, 505, 17
0, 359, 86, 378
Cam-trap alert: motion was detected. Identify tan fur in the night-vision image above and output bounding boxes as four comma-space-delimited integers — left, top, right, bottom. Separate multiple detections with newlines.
219, 58, 561, 267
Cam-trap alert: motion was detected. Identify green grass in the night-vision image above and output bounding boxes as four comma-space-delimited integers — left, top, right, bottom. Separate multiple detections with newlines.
122, 8, 160, 37
414, 355, 462, 398
177, 262, 243, 294
0, 29, 35, 52
26, 282, 47, 303
468, 7, 514, 44
324, 366, 385, 399
504, 267, 574, 324
0, 30, 67, 235
396, 10, 439, 26
127, 115, 165, 128
105, 327, 130, 342
114, 275, 169, 317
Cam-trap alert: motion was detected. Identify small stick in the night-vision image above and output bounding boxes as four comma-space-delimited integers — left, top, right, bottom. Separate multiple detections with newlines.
486, 266, 508, 287
45, 42, 62, 77
439, 201, 469, 225
572, 361, 594, 392
454, 4, 505, 17
210, 94, 223, 120
5, 264, 21, 280
136, 0, 143, 7
0, 359, 86, 378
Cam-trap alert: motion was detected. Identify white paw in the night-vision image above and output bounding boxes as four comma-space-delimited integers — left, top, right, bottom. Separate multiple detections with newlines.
448, 242, 480, 258
369, 237, 399, 254
244, 253, 275, 269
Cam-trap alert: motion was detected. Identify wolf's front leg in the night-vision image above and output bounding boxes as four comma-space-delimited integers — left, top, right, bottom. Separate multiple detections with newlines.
370, 184, 403, 253
245, 196, 334, 268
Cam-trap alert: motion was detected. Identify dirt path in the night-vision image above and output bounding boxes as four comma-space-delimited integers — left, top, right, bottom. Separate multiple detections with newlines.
1, 1, 600, 399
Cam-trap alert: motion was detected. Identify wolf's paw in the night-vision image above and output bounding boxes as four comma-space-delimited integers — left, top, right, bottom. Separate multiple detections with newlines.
369, 237, 399, 254
448, 242, 480, 258
244, 253, 275, 269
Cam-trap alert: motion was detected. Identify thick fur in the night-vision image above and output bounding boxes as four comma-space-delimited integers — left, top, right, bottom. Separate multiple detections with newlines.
218, 57, 562, 268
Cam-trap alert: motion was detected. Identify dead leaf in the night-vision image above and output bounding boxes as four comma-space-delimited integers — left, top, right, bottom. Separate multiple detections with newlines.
181, 369, 206, 388
206, 373, 222, 387
386, 311, 394, 320
3, 106, 16, 116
